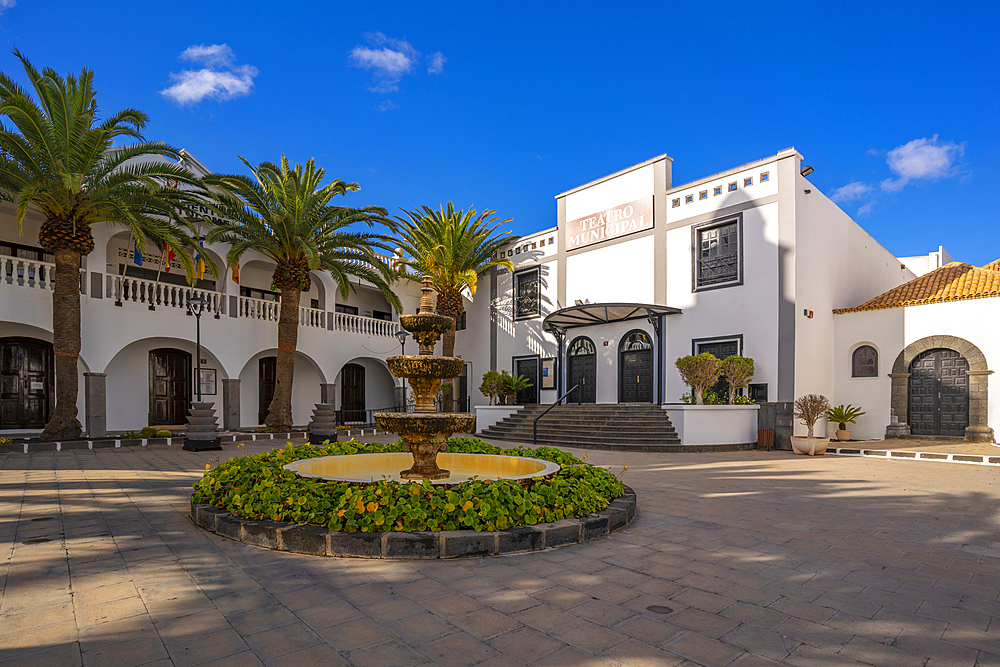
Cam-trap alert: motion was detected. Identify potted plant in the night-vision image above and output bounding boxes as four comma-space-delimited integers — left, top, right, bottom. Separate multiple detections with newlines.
791, 394, 831, 455
501, 373, 533, 406
826, 404, 865, 441
675, 353, 720, 405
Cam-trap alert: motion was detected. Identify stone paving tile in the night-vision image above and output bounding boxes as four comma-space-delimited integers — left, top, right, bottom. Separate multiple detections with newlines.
162, 627, 248, 667
81, 634, 169, 667
3, 441, 1000, 667
417, 631, 500, 665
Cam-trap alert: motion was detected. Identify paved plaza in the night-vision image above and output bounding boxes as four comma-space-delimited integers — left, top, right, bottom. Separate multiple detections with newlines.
1, 439, 999, 667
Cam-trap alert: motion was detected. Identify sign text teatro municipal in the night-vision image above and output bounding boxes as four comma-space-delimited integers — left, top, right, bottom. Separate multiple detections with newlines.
565, 197, 653, 250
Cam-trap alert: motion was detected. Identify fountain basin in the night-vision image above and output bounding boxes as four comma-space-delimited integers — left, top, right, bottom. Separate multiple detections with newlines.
283, 452, 561, 484
387, 356, 465, 380
374, 412, 475, 435
400, 312, 453, 334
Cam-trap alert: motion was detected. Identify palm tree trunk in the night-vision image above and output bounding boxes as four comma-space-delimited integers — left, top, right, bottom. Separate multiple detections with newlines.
265, 286, 301, 430
40, 248, 83, 440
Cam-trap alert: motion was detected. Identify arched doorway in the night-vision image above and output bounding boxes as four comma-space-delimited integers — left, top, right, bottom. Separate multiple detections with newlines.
619, 330, 653, 403
149, 348, 191, 425
909, 349, 969, 436
259, 357, 276, 425
567, 337, 596, 403
0, 337, 52, 428
341, 363, 365, 422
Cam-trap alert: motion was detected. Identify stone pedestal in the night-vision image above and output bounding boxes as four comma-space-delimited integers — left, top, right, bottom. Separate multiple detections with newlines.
184, 402, 222, 451
309, 403, 338, 445
885, 408, 910, 438
965, 425, 995, 443
84, 372, 107, 438
222, 379, 240, 432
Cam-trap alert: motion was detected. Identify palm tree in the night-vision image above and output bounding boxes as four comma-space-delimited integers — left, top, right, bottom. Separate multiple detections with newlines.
204, 156, 401, 430
389, 203, 515, 410
0, 51, 206, 440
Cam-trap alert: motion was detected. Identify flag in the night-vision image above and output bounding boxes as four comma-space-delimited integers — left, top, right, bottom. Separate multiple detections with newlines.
133, 241, 143, 266
231, 259, 240, 285
163, 243, 175, 273
195, 242, 205, 280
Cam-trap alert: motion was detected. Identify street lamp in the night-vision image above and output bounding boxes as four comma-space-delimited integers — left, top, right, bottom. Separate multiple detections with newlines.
395, 329, 407, 355
187, 295, 207, 401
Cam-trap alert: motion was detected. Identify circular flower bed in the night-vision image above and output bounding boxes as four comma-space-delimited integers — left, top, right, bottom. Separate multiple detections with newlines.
193, 437, 625, 533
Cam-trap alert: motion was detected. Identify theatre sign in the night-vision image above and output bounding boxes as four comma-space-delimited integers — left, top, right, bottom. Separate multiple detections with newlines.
565, 197, 653, 250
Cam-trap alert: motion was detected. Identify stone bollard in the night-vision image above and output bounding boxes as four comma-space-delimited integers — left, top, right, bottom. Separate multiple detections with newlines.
184, 402, 222, 451
309, 403, 338, 445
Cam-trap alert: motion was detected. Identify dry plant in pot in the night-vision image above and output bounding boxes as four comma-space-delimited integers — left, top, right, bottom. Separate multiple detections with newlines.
791, 394, 831, 455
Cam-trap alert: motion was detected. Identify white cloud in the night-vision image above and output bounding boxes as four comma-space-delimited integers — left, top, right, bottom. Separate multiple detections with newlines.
349, 32, 419, 92
161, 44, 258, 105
0, 0, 16, 14
856, 201, 876, 216
377, 99, 398, 112
427, 52, 446, 74
830, 181, 872, 203
881, 135, 965, 192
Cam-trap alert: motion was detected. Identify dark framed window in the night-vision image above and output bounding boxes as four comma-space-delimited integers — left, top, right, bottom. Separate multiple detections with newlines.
693, 214, 742, 290
514, 268, 540, 320
455, 311, 467, 331
621, 330, 652, 350
373, 309, 393, 321
694, 336, 743, 398
568, 337, 596, 356
240, 286, 278, 301
335, 304, 358, 315
748, 383, 768, 402
852, 345, 878, 377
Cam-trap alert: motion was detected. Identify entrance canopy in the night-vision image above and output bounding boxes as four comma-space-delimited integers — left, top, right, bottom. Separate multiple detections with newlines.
542, 303, 681, 335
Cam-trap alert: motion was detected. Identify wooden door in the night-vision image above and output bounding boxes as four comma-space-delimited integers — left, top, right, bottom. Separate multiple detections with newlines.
514, 357, 538, 405
149, 349, 191, 425
0, 338, 52, 428
341, 363, 365, 422
620, 331, 653, 403
909, 349, 969, 436
259, 357, 276, 424
567, 337, 596, 403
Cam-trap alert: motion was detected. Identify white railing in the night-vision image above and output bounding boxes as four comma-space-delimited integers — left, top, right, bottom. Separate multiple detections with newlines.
299, 306, 325, 328
334, 311, 399, 337
0, 257, 56, 290
110, 275, 222, 314
238, 295, 280, 322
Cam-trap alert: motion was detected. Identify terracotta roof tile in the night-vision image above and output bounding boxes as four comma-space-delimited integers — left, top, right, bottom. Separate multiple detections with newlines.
833, 262, 1000, 314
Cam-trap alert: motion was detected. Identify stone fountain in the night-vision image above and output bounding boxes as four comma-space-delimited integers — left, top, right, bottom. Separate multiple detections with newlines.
374, 277, 476, 480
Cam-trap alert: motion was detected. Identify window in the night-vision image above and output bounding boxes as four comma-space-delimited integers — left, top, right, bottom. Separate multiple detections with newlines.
514, 268, 540, 319
685, 194, 694, 204
310, 298, 319, 310
335, 304, 358, 315
515, 247, 521, 254
621, 331, 652, 350
240, 286, 279, 301
699, 190, 708, 200
373, 309, 393, 321
852, 345, 878, 377
760, 171, 769, 182
539, 239, 545, 247
695, 337, 741, 398
728, 182, 737, 192
672, 198, 680, 208
748, 383, 768, 402
713, 186, 722, 196
568, 337, 595, 356
744, 177, 752, 187
455, 311, 467, 331
693, 216, 742, 289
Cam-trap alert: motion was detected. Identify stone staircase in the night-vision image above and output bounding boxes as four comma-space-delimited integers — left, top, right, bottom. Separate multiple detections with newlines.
479, 403, 748, 453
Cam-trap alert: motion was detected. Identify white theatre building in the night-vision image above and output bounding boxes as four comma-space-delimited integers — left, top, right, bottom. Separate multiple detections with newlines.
1, 147, 994, 444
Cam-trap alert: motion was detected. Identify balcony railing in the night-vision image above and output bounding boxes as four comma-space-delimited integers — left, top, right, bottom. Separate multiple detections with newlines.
334, 312, 399, 337
2, 264, 399, 337
109, 275, 222, 314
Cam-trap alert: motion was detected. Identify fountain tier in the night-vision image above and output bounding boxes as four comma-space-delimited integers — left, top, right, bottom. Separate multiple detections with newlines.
284, 452, 559, 484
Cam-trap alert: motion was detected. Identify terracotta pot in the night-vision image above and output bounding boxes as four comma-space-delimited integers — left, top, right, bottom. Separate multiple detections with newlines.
836, 429, 851, 441
790, 436, 831, 456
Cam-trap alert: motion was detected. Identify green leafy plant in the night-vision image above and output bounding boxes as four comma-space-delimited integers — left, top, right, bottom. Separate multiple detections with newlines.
155, 430, 172, 437
479, 371, 504, 406
140, 426, 158, 438
826, 404, 865, 430
719, 356, 755, 404
193, 437, 624, 533
730, 394, 756, 405
254, 426, 277, 434
119, 430, 143, 439
501, 373, 533, 405
675, 353, 720, 405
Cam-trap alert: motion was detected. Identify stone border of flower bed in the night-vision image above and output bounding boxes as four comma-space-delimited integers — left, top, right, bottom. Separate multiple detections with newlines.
0, 431, 309, 455
829, 447, 1000, 467
189, 485, 636, 559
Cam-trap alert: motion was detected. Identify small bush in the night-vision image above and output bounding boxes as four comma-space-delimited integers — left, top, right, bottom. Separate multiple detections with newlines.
193, 437, 624, 533
140, 426, 158, 439
156, 430, 172, 437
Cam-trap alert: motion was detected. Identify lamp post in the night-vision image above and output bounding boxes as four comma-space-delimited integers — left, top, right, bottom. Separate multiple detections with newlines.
188, 295, 207, 401
395, 329, 408, 409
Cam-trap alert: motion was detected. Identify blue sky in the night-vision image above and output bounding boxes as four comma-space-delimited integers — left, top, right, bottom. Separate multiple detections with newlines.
3, 2, 998, 263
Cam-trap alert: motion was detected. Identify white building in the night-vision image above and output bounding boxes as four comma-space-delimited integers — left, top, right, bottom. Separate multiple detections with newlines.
0, 151, 423, 434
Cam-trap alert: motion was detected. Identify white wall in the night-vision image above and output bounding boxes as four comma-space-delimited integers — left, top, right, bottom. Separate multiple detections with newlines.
566, 236, 654, 305
834, 297, 1000, 440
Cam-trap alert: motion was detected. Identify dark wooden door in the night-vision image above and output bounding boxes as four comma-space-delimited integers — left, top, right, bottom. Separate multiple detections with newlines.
620, 350, 653, 402
515, 358, 538, 404
0, 338, 51, 428
149, 349, 191, 425
696, 339, 739, 399
909, 348, 969, 436
259, 357, 276, 424
341, 363, 365, 422
568, 338, 596, 403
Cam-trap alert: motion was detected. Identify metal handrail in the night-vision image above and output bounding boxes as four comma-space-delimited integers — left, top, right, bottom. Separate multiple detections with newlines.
533, 384, 581, 444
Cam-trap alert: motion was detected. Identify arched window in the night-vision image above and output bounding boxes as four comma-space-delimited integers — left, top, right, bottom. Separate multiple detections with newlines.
621, 331, 652, 351
569, 337, 596, 356
852, 345, 878, 378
